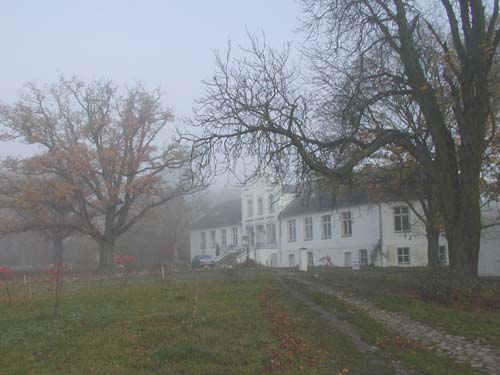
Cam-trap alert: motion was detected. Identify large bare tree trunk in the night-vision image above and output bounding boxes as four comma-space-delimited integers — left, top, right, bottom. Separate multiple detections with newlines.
52, 236, 66, 316
446, 220, 480, 278
443, 172, 481, 278
98, 240, 115, 274
438, 165, 481, 278
426, 225, 440, 266
53, 237, 64, 265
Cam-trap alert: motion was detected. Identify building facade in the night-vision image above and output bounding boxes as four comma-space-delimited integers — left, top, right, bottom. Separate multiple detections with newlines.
278, 192, 448, 268
241, 180, 295, 266
190, 199, 242, 260
189, 180, 499, 276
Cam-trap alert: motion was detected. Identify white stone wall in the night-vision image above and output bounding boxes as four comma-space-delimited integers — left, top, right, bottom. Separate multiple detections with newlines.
378, 201, 445, 267
279, 203, 380, 267
479, 223, 500, 277
278, 201, 447, 268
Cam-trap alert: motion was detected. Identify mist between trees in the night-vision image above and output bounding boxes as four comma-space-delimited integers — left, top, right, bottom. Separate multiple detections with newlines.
0, 78, 210, 274
0, 195, 194, 270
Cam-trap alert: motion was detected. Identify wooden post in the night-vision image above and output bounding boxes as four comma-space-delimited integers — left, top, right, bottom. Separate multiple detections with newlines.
28, 275, 32, 299
161, 266, 165, 280
189, 277, 199, 329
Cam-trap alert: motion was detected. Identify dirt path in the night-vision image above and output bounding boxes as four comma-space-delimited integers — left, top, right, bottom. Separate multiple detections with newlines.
286, 274, 500, 375
275, 275, 410, 375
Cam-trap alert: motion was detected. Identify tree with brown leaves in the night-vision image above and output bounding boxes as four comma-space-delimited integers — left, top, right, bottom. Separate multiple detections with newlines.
0, 78, 202, 273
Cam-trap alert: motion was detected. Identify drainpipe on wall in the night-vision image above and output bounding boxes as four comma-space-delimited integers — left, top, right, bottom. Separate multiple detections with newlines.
278, 215, 282, 267
378, 202, 384, 267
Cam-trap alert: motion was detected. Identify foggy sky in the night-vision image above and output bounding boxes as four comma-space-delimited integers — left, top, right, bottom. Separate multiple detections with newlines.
0, 0, 302, 157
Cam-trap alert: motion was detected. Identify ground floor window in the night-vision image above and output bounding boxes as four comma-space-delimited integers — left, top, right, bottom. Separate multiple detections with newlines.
221, 229, 227, 247
210, 230, 216, 248
201, 232, 206, 250
288, 254, 295, 267
246, 226, 255, 246
232, 227, 238, 246
256, 224, 265, 246
359, 249, 368, 266
438, 246, 448, 264
397, 247, 410, 265
266, 222, 276, 242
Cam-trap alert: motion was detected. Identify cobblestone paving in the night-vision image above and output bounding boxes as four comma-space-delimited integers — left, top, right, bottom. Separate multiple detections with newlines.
294, 277, 500, 375
276, 275, 410, 374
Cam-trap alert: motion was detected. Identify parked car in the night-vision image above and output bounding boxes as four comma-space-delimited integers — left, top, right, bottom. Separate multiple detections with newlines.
191, 255, 216, 268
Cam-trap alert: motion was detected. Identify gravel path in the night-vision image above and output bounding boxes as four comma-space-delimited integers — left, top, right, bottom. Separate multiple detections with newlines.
291, 276, 500, 375
275, 275, 410, 375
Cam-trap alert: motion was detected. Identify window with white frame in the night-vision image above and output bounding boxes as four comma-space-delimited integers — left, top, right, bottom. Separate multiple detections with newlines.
341, 211, 352, 237
287, 219, 296, 242
321, 215, 332, 239
201, 232, 206, 250
256, 224, 265, 245
304, 217, 313, 241
359, 249, 368, 266
247, 226, 255, 246
394, 206, 410, 232
221, 229, 227, 247
210, 230, 216, 248
232, 227, 238, 246
268, 194, 275, 213
266, 222, 276, 242
397, 247, 410, 264
247, 199, 253, 217
438, 246, 448, 264
257, 197, 264, 216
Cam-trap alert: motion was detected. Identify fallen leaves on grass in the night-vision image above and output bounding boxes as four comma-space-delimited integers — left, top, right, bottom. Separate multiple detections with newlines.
375, 336, 427, 350
258, 288, 324, 373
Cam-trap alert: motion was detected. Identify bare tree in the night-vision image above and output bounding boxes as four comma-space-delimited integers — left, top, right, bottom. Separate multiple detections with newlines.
0, 78, 202, 273
183, 1, 500, 278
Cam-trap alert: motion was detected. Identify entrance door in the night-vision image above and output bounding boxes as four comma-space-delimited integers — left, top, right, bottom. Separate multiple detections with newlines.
271, 253, 278, 267
344, 252, 352, 267
307, 252, 314, 267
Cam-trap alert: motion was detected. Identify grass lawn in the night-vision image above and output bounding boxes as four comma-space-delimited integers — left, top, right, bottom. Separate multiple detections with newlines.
0, 269, 414, 375
299, 267, 500, 348
0, 270, 492, 375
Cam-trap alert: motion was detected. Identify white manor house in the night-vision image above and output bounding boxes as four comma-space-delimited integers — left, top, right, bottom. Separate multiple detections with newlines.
190, 180, 500, 276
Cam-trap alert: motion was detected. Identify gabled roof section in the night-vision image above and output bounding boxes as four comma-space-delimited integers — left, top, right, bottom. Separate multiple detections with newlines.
191, 199, 242, 230
279, 185, 419, 218
279, 190, 371, 218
